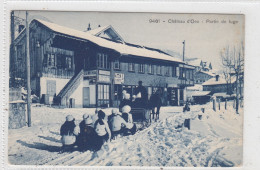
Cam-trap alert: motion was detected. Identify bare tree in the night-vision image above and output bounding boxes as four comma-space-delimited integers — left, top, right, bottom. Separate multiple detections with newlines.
220, 42, 244, 114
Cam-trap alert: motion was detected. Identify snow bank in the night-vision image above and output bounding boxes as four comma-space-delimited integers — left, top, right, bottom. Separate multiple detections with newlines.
8, 102, 243, 167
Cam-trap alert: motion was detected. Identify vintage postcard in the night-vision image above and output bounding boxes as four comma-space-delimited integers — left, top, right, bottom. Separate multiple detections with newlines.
7, 11, 244, 167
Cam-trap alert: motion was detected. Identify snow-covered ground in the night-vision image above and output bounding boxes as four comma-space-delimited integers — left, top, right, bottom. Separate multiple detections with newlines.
8, 102, 243, 167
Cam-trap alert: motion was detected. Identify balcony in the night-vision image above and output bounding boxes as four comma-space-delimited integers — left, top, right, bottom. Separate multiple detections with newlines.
179, 78, 194, 87
42, 67, 74, 79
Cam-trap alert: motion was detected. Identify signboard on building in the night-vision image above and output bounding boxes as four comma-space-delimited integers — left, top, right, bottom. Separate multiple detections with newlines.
99, 70, 110, 76
114, 73, 124, 84
168, 84, 178, 88
98, 75, 110, 83
85, 70, 97, 77
97, 70, 111, 83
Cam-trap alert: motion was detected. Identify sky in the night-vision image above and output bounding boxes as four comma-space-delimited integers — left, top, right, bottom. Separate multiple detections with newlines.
13, 11, 244, 72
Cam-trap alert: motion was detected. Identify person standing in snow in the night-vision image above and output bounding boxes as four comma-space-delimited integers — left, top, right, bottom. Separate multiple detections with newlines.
94, 110, 111, 150
135, 81, 148, 107
77, 114, 97, 151
60, 115, 79, 152
121, 105, 137, 135
119, 93, 132, 111
183, 101, 191, 112
149, 89, 162, 120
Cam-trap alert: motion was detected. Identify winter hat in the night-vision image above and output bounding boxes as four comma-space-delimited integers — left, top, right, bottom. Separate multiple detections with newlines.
112, 108, 121, 116
122, 105, 131, 113
136, 92, 142, 98
83, 113, 90, 119
122, 90, 127, 94
66, 115, 74, 122
125, 93, 130, 100
84, 117, 93, 125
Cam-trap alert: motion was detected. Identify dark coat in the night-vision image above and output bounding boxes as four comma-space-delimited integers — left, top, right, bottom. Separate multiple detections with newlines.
60, 121, 76, 136
119, 99, 132, 110
135, 85, 148, 101
149, 93, 162, 108
78, 121, 97, 150
132, 98, 145, 108
60, 121, 78, 146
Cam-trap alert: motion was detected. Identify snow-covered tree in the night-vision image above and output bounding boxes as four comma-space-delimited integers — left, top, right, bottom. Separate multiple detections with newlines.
220, 42, 244, 114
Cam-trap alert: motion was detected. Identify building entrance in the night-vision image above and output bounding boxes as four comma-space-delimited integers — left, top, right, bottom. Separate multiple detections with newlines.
83, 87, 90, 108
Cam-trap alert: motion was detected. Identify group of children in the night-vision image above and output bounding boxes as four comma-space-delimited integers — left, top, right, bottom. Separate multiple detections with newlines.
60, 105, 137, 152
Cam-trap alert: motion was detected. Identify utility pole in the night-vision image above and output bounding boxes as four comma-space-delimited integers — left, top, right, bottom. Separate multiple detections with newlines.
182, 40, 185, 62
26, 11, 32, 127
10, 11, 15, 87
11, 11, 15, 43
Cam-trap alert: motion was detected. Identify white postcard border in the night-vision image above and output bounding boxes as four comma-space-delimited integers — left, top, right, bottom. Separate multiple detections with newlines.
1, 1, 260, 170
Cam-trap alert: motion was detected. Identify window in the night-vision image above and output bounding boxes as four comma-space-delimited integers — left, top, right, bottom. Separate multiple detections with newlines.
172, 66, 176, 76
179, 67, 185, 78
98, 84, 110, 106
185, 69, 193, 79
128, 63, 135, 72
165, 66, 170, 76
97, 53, 110, 69
157, 65, 162, 75
138, 64, 145, 73
56, 55, 62, 68
148, 64, 154, 74
186, 69, 189, 79
66, 56, 72, 69
176, 67, 180, 77
114, 60, 120, 70
47, 54, 55, 67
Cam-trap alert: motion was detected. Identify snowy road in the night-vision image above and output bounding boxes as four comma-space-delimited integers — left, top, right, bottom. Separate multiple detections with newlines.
8, 103, 243, 167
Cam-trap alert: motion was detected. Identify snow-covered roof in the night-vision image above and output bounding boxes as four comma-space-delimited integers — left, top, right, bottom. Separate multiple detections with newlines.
187, 84, 203, 91
199, 70, 215, 77
86, 25, 110, 35
187, 59, 201, 67
191, 91, 211, 97
34, 19, 183, 63
9, 100, 26, 104
202, 76, 236, 86
86, 25, 125, 42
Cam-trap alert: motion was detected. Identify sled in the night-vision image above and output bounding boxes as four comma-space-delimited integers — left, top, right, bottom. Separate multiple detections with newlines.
130, 108, 151, 130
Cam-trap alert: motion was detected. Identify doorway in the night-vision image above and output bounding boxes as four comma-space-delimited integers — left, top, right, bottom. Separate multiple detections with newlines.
83, 87, 90, 108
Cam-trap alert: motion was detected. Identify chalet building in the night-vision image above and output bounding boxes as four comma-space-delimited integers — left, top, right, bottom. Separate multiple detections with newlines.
10, 19, 195, 108
194, 71, 215, 84
187, 59, 215, 84
202, 75, 236, 94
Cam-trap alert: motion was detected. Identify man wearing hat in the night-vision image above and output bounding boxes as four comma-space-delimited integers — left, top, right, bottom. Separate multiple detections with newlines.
135, 81, 148, 107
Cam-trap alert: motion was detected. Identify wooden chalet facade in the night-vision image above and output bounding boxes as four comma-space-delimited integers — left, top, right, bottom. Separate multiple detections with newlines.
10, 19, 195, 108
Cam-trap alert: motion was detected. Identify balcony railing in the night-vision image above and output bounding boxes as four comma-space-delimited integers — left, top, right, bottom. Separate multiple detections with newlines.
42, 67, 74, 79
179, 78, 194, 86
